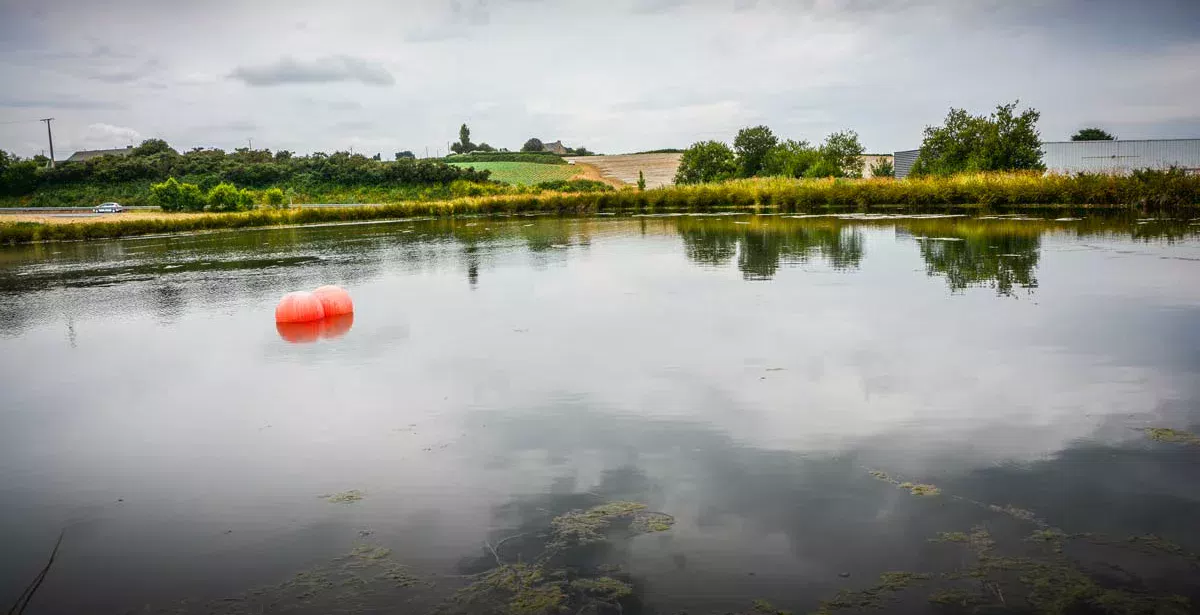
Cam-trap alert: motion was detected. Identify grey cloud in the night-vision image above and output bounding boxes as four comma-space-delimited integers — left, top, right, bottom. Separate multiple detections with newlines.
0, 96, 127, 110
229, 56, 394, 87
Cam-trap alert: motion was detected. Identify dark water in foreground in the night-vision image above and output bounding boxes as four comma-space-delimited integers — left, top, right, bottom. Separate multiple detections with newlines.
1, 214, 1199, 615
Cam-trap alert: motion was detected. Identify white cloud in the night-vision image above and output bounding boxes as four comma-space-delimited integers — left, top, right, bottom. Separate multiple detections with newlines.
79, 123, 141, 149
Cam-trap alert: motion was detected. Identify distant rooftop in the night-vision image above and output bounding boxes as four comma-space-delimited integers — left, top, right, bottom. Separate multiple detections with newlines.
64, 146, 134, 163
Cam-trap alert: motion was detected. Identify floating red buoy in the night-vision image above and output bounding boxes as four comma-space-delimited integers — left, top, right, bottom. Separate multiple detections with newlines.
321, 313, 355, 340
275, 291, 326, 323
276, 320, 324, 343
313, 285, 354, 316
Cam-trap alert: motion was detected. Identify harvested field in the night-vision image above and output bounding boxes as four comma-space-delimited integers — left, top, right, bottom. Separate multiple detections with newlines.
565, 153, 682, 188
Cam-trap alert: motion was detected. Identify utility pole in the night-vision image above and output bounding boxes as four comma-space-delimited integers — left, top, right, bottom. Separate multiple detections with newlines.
247, 137, 253, 150
40, 118, 55, 168
425, 146, 429, 159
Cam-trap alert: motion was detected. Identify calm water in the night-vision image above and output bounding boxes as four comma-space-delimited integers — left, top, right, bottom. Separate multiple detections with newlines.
1, 214, 1199, 614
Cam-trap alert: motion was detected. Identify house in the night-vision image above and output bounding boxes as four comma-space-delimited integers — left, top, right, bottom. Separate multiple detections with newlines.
64, 145, 134, 163
541, 140, 569, 155
893, 139, 1200, 179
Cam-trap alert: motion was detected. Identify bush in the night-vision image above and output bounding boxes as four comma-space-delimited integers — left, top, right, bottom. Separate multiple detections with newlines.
446, 152, 566, 165
206, 182, 243, 212
150, 177, 206, 211
264, 187, 286, 208
535, 179, 614, 193
149, 177, 182, 211
638, 171, 646, 191
870, 158, 895, 178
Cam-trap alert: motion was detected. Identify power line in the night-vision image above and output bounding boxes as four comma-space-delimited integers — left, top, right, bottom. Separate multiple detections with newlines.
0, 118, 42, 126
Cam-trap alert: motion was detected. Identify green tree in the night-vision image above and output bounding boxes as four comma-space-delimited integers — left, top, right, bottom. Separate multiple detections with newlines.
674, 141, 737, 184
394, 151, 415, 160
522, 138, 544, 153
149, 177, 206, 211
1071, 127, 1115, 141
819, 130, 866, 178
132, 138, 175, 157
912, 101, 1043, 176
869, 157, 894, 178
762, 139, 820, 178
451, 124, 477, 154
637, 170, 646, 191
733, 125, 778, 177
476, 142, 496, 153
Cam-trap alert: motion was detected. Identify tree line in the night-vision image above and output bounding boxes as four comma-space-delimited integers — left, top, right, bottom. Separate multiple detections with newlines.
674, 127, 874, 184
448, 124, 595, 157
0, 139, 491, 198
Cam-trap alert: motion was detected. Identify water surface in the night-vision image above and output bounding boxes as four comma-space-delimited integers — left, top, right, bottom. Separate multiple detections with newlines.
1, 214, 1198, 614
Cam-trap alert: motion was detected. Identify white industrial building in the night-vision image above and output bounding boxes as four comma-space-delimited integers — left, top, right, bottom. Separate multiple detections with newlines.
893, 139, 1200, 179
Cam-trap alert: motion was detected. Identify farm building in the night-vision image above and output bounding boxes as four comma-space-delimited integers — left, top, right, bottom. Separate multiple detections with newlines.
64, 145, 134, 163
541, 140, 569, 155
893, 139, 1200, 179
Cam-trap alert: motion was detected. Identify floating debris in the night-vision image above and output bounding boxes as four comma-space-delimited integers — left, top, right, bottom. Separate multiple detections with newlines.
320, 489, 365, 503
1142, 427, 1200, 446
899, 482, 941, 496
867, 469, 940, 497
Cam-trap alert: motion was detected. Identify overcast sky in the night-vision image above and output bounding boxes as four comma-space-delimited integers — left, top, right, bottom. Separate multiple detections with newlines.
1, 0, 1197, 158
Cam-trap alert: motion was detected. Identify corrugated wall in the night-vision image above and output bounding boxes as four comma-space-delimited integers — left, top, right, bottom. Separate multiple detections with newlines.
1042, 139, 1200, 175
893, 149, 920, 179
893, 140, 1200, 178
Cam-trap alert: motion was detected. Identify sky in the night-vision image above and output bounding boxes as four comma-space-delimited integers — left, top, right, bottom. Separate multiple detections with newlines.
0, 0, 1197, 158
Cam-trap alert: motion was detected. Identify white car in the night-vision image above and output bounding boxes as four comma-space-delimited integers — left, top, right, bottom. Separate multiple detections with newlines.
93, 202, 124, 213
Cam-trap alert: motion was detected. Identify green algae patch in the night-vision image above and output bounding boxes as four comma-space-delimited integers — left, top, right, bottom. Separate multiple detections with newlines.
451, 500, 671, 615
814, 571, 933, 613
546, 501, 675, 551
899, 482, 941, 496
320, 489, 365, 503
867, 469, 940, 497
452, 563, 568, 615
1142, 427, 1200, 446
568, 577, 634, 601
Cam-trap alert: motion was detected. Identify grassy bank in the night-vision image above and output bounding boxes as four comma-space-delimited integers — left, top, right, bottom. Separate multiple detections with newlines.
2, 172, 1197, 245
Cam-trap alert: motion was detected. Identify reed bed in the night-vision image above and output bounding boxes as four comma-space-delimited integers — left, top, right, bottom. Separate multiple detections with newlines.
2, 172, 1196, 245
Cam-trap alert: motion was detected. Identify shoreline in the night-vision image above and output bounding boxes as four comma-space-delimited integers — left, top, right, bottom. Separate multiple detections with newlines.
2, 194, 1197, 245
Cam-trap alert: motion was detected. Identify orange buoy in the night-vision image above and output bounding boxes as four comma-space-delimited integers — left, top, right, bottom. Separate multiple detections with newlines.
276, 320, 323, 344
313, 285, 354, 316
321, 313, 355, 340
275, 291, 326, 323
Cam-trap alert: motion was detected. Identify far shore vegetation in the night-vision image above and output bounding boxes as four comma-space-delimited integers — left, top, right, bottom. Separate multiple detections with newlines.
2, 170, 1198, 245
1, 105, 1197, 245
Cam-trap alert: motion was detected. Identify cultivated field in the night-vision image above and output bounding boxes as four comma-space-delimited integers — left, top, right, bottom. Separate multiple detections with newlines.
565, 153, 683, 188
447, 161, 581, 185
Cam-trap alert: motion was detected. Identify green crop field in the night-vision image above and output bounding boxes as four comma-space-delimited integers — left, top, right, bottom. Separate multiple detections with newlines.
448, 161, 580, 185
